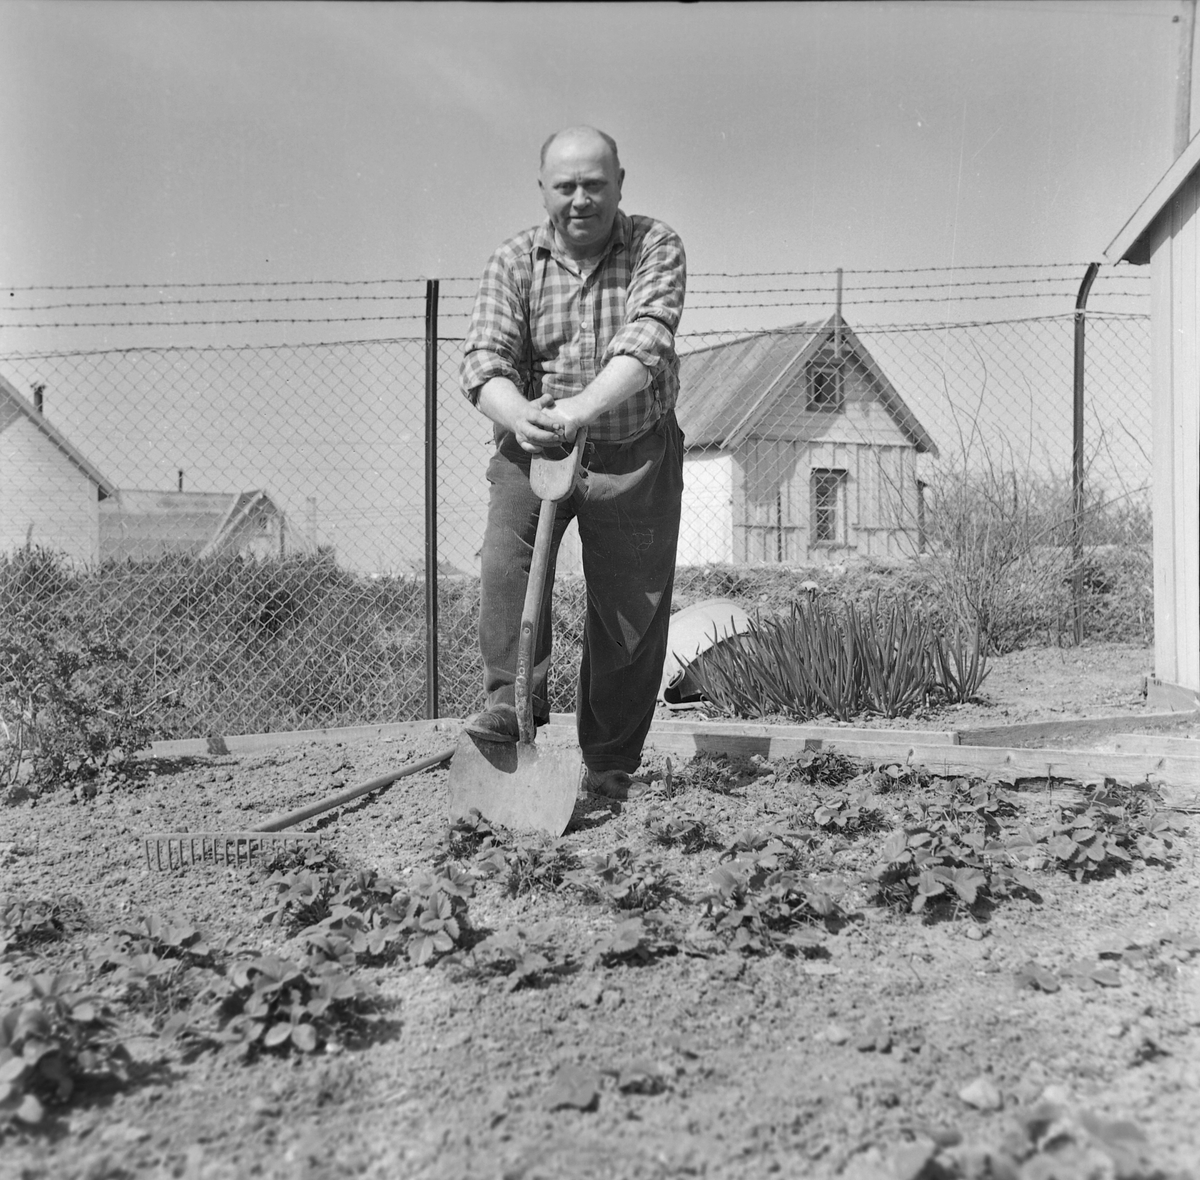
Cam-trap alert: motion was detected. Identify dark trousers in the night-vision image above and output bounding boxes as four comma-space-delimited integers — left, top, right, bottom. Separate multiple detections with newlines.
478, 411, 683, 773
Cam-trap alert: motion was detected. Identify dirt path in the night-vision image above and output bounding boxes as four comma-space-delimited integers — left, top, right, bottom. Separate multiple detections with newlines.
2, 643, 1198, 1180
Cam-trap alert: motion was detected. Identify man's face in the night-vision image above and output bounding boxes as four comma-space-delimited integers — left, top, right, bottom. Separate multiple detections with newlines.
539, 133, 624, 260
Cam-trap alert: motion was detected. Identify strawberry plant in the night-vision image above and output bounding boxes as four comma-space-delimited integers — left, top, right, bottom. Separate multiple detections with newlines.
204, 954, 376, 1057
588, 916, 676, 968
699, 830, 843, 955
565, 847, 675, 913
0, 893, 85, 953
644, 808, 716, 853
1045, 787, 1186, 882
463, 927, 570, 991
0, 969, 130, 1127
809, 791, 885, 835
96, 913, 226, 1023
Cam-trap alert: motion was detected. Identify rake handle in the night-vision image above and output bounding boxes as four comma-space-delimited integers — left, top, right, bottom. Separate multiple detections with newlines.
257, 744, 456, 831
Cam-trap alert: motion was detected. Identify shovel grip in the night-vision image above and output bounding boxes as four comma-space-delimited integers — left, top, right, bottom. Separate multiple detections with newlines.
514, 497, 556, 744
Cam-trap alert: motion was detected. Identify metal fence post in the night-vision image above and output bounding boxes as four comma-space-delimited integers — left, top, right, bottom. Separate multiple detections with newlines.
1072, 262, 1099, 645
424, 278, 440, 718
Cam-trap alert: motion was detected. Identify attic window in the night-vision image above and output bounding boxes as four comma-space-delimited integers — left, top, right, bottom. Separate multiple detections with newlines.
811, 468, 847, 544
806, 356, 844, 411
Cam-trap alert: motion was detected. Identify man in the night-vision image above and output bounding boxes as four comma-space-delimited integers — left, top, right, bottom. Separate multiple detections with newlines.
459, 126, 686, 800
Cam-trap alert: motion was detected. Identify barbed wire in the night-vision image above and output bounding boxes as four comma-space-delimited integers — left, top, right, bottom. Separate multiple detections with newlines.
2, 261, 1127, 296
3, 272, 1149, 314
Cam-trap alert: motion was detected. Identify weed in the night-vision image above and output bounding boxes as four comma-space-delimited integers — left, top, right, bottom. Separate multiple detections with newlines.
0, 968, 131, 1127
676, 753, 748, 796
500, 836, 579, 898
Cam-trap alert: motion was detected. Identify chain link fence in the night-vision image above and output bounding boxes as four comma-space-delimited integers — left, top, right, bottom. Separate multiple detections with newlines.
0, 267, 1153, 737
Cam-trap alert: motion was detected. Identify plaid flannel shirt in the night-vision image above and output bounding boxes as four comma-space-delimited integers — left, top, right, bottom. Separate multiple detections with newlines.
460, 211, 686, 443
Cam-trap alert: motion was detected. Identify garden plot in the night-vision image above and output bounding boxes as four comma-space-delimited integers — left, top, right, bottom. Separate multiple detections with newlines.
3, 721, 1198, 1180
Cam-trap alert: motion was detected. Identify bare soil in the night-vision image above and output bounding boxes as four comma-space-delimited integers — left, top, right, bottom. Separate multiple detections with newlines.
3, 641, 1198, 1180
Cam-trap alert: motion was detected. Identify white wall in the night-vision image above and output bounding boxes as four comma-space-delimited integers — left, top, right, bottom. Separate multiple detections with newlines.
1149, 173, 1200, 696
679, 452, 733, 565
0, 416, 100, 565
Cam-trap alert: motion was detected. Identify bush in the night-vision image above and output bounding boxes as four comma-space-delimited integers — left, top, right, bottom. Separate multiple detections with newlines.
0, 609, 155, 794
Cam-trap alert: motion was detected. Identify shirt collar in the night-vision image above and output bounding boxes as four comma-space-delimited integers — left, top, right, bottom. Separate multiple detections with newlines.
533, 210, 631, 265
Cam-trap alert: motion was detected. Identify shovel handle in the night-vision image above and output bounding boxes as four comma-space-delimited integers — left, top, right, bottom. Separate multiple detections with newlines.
530, 428, 587, 502
515, 496, 556, 745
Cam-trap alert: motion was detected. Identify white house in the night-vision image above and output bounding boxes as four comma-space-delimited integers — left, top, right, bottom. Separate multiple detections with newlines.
0, 373, 117, 565
1106, 136, 1200, 708
674, 314, 937, 566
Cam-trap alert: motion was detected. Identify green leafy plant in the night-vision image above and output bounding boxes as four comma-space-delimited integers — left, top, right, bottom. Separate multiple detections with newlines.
204, 954, 376, 1057
687, 596, 989, 722
0, 893, 85, 954
498, 836, 580, 898
0, 610, 158, 794
809, 791, 885, 835
565, 847, 674, 913
463, 927, 570, 991
263, 854, 472, 968
699, 829, 843, 955
0, 969, 130, 1127
1045, 787, 1185, 881
644, 808, 716, 853
587, 916, 676, 968
96, 914, 223, 1022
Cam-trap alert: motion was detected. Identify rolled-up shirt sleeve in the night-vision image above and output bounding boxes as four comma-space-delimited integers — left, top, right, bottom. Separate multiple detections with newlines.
460, 242, 530, 405
602, 225, 686, 377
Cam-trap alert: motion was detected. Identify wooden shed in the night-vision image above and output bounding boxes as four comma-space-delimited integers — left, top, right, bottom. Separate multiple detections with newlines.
674, 314, 937, 566
1106, 137, 1200, 708
0, 373, 116, 565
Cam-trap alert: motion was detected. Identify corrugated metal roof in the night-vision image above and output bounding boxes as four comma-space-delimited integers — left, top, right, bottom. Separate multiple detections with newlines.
676, 323, 824, 447
675, 315, 937, 455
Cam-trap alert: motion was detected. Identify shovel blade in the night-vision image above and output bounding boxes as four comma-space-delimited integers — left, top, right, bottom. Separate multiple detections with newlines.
448, 734, 582, 837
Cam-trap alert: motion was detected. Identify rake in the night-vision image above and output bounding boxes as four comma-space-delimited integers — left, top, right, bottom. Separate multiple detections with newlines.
141, 744, 457, 870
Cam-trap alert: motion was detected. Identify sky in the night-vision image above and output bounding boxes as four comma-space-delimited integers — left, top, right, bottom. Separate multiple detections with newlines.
0, 0, 1189, 330
0, 0, 1187, 572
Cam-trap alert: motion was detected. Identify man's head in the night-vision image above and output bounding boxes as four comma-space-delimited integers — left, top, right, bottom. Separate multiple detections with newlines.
538, 126, 624, 261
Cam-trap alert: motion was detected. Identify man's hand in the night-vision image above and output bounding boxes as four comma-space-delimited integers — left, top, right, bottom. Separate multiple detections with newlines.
477, 383, 568, 453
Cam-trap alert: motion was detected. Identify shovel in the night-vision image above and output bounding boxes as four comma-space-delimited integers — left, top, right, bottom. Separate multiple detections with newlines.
448, 429, 587, 836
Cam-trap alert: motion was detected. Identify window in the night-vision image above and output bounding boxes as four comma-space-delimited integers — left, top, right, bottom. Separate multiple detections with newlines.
806, 354, 844, 411
811, 468, 847, 544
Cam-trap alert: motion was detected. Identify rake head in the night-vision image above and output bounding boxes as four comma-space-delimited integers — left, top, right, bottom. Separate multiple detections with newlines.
142, 830, 322, 870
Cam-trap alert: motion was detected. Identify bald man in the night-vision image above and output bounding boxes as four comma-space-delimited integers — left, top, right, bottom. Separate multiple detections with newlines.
459, 127, 687, 800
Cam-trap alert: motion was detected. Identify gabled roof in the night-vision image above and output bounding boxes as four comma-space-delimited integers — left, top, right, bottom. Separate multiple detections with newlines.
0, 372, 118, 496
100, 488, 287, 560
1105, 133, 1200, 264
675, 314, 938, 455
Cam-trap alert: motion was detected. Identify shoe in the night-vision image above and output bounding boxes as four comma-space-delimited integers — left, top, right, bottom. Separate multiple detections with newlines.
463, 706, 519, 743
583, 768, 650, 802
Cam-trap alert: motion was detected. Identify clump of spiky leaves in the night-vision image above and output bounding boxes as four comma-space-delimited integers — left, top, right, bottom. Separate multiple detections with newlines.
686, 596, 988, 721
